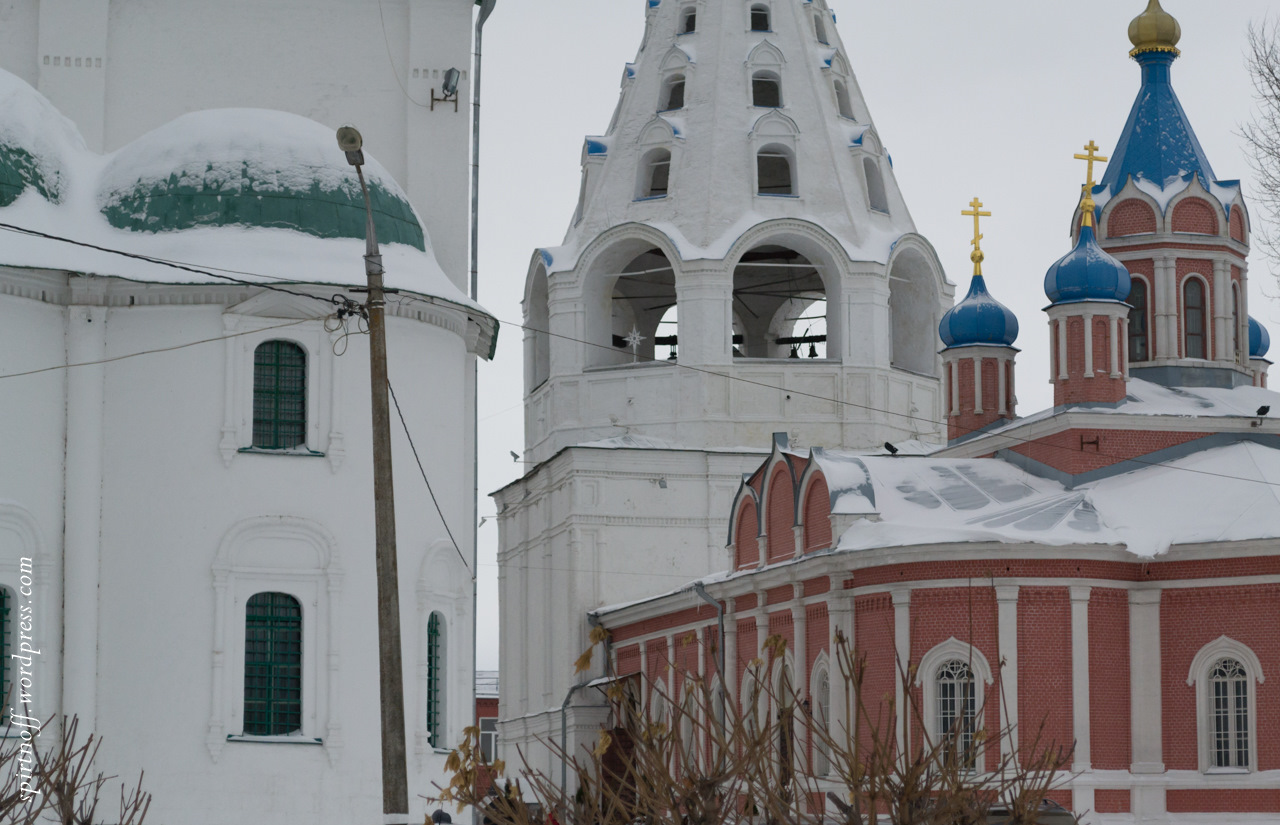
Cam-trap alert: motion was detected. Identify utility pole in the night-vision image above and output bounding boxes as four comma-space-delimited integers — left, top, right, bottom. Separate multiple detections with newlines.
337, 125, 409, 824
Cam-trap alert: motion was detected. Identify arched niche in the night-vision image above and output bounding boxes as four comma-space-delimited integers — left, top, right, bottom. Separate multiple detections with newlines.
732, 245, 827, 359
525, 263, 551, 390
888, 243, 942, 375
583, 239, 680, 368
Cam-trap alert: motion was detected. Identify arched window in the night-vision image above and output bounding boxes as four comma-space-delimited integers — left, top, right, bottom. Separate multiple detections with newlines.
1128, 278, 1149, 363
243, 592, 302, 736
750, 4, 770, 31
732, 245, 826, 359
640, 149, 672, 199
252, 341, 306, 450
813, 666, 831, 776
752, 71, 782, 108
528, 267, 551, 390
777, 663, 796, 786
1184, 278, 1206, 359
680, 6, 696, 34
661, 74, 686, 111
1209, 658, 1250, 769
756, 146, 793, 195
427, 612, 445, 748
936, 660, 978, 771
863, 157, 889, 214
599, 246, 678, 368
679, 688, 699, 770
1233, 283, 1242, 359
813, 13, 828, 44
834, 80, 855, 119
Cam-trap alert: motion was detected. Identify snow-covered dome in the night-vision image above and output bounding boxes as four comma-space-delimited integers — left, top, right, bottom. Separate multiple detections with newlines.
0, 69, 84, 208
939, 274, 1018, 348
97, 109, 426, 250
1250, 316, 1271, 359
1044, 224, 1131, 304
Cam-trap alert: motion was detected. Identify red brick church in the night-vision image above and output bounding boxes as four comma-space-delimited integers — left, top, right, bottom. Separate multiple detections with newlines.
590, 3, 1280, 822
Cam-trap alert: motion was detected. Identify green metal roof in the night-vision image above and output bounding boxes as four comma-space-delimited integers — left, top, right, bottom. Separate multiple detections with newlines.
101, 161, 426, 250
0, 143, 60, 207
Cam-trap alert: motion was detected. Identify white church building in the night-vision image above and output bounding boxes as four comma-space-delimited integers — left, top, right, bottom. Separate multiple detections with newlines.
0, 2, 493, 823
495, 0, 952, 778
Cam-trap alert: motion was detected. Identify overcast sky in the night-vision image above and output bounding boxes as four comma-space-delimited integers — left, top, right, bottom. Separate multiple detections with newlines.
470, 0, 1279, 669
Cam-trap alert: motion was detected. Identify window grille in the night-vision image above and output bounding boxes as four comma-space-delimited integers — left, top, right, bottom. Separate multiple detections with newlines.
1185, 279, 1206, 359
1129, 279, 1149, 362
1210, 658, 1249, 768
936, 660, 978, 770
0, 588, 9, 721
243, 592, 302, 736
252, 341, 306, 449
427, 613, 444, 748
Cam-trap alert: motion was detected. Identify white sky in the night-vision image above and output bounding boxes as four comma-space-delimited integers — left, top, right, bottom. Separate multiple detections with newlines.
471, 0, 1280, 669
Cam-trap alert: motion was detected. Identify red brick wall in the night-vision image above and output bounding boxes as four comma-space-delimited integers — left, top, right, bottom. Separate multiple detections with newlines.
736, 499, 758, 570
1167, 789, 1280, 813
617, 643, 641, 677
804, 478, 832, 551
736, 617, 758, 688
767, 466, 795, 563
1017, 588, 1073, 759
768, 609, 795, 650
1172, 197, 1220, 235
1089, 589, 1131, 770
907, 588, 1000, 757
1161, 584, 1280, 771
1053, 314, 1127, 406
806, 603, 828, 681
1010, 428, 1203, 477
948, 356, 1013, 441
1107, 199, 1157, 237
1094, 789, 1130, 813
1230, 205, 1247, 243
855, 593, 897, 753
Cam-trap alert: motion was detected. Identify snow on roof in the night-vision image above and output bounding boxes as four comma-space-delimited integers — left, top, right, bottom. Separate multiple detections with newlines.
475, 671, 500, 698
0, 70, 491, 325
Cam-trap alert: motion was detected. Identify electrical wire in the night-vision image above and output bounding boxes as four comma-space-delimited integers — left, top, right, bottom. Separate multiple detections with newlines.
0, 319, 309, 379
388, 378, 474, 578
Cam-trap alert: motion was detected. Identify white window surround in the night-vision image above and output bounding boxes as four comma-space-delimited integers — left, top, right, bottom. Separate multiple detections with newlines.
915, 637, 994, 774
1187, 636, 1264, 774
220, 297, 343, 472
810, 652, 831, 776
207, 516, 344, 766
1181, 272, 1211, 360
416, 541, 469, 760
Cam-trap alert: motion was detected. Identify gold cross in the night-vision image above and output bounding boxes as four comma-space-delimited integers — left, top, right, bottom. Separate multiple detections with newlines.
1074, 140, 1109, 188
961, 197, 991, 275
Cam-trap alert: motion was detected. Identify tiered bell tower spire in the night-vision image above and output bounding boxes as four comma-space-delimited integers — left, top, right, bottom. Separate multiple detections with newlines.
521, 0, 954, 462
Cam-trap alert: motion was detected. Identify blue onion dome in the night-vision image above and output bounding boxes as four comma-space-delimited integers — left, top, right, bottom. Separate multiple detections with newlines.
97, 109, 426, 250
939, 274, 1019, 348
1249, 316, 1271, 359
1044, 223, 1131, 304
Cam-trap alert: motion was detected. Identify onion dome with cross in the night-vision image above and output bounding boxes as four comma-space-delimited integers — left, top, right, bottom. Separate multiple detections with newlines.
939, 197, 1018, 349
1046, 144, 1131, 305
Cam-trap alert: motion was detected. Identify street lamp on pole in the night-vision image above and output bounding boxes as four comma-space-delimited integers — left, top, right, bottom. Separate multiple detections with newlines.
337, 124, 410, 825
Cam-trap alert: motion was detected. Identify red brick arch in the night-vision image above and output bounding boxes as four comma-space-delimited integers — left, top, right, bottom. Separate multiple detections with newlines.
766, 465, 796, 563
802, 476, 832, 552
1105, 199, 1157, 237
1230, 205, 1247, 244
1172, 198, 1220, 235
735, 499, 759, 570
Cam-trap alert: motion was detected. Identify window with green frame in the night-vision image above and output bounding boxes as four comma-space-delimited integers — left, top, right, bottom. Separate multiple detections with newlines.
243, 592, 302, 736
253, 341, 307, 449
0, 588, 9, 721
427, 612, 444, 748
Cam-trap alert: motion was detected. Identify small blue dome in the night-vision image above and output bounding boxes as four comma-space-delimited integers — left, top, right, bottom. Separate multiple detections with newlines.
939, 274, 1019, 348
1249, 316, 1271, 359
1044, 225, 1132, 304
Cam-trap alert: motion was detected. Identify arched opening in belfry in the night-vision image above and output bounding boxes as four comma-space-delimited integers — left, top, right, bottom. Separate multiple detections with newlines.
527, 265, 551, 390
888, 247, 938, 375
596, 247, 678, 367
732, 245, 828, 359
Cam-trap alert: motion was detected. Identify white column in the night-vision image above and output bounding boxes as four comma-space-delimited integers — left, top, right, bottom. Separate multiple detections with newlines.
996, 585, 1020, 763
1129, 589, 1164, 774
1083, 312, 1095, 377
826, 592, 853, 744
950, 359, 960, 415
997, 353, 1008, 415
1163, 257, 1179, 359
1057, 318, 1069, 380
891, 589, 911, 753
724, 601, 738, 702
63, 303, 107, 729
1110, 316, 1122, 378
1069, 587, 1092, 772
792, 590, 807, 699
1213, 258, 1231, 362
972, 356, 984, 414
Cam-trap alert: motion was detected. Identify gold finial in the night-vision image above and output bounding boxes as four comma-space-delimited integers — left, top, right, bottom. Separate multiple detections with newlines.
961, 197, 991, 276
1128, 0, 1181, 57
1074, 141, 1108, 229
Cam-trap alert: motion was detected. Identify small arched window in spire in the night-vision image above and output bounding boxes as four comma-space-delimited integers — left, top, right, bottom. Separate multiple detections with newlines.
757, 146, 793, 196
750, 4, 770, 31
863, 157, 889, 214
661, 74, 686, 111
814, 12, 828, 44
1185, 278, 1206, 359
752, 70, 782, 108
640, 148, 673, 199
681, 7, 697, 34
834, 79, 855, 119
